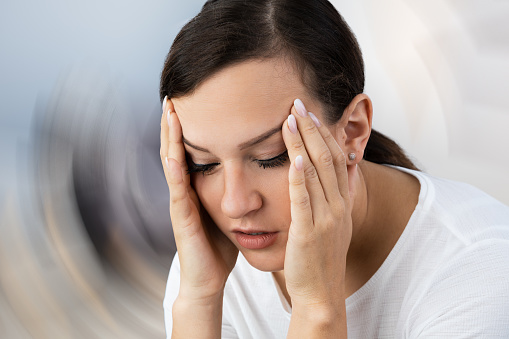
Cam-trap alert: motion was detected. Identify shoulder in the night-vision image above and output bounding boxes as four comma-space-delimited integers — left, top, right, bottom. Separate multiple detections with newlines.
396, 166, 509, 244
385, 168, 509, 336
404, 239, 509, 337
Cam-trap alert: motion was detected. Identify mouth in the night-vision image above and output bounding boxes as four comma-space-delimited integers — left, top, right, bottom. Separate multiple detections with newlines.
233, 230, 278, 250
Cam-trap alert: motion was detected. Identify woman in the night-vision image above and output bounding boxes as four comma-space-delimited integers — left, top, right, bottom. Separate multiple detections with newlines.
160, 0, 509, 337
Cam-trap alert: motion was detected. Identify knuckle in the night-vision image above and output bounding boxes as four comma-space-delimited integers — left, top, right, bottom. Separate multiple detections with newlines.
169, 192, 183, 206
294, 194, 311, 209
169, 199, 181, 213
171, 211, 194, 231
323, 132, 335, 144
335, 150, 346, 166
303, 163, 318, 181
318, 149, 334, 169
322, 214, 335, 228
300, 121, 316, 135
335, 200, 346, 214
290, 173, 306, 186
290, 139, 306, 153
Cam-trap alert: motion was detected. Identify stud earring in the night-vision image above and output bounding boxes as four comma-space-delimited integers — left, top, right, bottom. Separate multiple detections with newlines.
348, 153, 356, 161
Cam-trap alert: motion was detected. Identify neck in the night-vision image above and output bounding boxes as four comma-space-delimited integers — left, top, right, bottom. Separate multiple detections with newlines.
344, 161, 420, 296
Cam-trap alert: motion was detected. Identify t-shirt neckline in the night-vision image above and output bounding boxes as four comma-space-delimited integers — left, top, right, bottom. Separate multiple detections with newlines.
345, 166, 434, 306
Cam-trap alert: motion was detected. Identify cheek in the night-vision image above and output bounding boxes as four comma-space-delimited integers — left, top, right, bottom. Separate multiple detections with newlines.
254, 169, 293, 234
262, 169, 290, 205
191, 173, 231, 231
191, 174, 219, 212
269, 170, 292, 227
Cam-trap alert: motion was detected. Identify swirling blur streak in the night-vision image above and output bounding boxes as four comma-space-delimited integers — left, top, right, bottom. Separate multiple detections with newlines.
1, 1, 508, 338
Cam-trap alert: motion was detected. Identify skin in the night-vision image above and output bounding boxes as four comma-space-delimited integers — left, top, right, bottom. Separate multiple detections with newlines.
160, 57, 420, 338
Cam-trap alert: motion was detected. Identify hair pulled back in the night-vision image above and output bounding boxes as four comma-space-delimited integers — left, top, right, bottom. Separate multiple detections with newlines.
160, 0, 418, 170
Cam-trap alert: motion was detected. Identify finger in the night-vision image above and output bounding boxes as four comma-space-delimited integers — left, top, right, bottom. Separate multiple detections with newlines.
283, 114, 328, 222
288, 155, 314, 233
165, 157, 214, 262
166, 157, 196, 240
166, 99, 191, 187
291, 99, 342, 206
160, 96, 171, 184
304, 109, 350, 204
317, 122, 350, 204
160, 97, 191, 190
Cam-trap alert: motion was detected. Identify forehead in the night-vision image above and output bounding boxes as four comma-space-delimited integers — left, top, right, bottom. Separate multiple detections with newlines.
172, 58, 312, 151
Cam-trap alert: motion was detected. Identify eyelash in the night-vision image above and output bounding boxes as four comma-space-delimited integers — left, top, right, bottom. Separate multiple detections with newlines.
186, 151, 289, 176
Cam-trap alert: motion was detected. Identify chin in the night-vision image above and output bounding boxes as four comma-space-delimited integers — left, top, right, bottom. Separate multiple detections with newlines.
240, 249, 285, 272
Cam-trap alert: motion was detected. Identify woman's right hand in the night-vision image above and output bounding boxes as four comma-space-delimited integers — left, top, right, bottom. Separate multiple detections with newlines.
160, 97, 239, 303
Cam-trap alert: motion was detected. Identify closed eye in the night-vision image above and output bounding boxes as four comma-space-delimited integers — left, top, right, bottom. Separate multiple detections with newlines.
186, 153, 219, 175
186, 150, 289, 176
255, 150, 289, 169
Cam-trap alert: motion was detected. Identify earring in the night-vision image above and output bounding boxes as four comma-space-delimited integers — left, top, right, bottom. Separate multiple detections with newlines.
348, 153, 356, 161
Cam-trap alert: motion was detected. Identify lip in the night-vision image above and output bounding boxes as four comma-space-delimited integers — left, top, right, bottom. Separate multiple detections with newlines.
234, 231, 278, 250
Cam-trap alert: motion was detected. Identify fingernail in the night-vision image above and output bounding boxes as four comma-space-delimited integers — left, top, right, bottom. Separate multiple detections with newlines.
308, 112, 321, 127
167, 111, 171, 127
165, 156, 169, 167
295, 155, 303, 171
162, 95, 168, 113
288, 114, 297, 134
294, 99, 308, 117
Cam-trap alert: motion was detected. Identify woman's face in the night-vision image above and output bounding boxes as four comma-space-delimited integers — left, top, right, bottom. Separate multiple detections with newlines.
173, 58, 327, 272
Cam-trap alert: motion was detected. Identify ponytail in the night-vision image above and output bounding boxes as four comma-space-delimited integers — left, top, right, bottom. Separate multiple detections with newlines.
364, 129, 419, 171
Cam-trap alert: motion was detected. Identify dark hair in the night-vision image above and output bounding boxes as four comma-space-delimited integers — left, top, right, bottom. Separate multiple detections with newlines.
160, 0, 418, 170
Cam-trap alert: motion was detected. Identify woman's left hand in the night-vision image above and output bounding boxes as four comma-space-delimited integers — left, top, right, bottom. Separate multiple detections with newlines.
282, 99, 353, 336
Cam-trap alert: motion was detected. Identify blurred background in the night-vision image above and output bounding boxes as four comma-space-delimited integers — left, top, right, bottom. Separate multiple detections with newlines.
1, 0, 508, 338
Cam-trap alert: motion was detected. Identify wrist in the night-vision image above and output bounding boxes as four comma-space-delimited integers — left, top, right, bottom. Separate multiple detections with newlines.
175, 289, 224, 308
172, 293, 224, 339
289, 302, 347, 339
289, 280, 346, 319
292, 301, 344, 324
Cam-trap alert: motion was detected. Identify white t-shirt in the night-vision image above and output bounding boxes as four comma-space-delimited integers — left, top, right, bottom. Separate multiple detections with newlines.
163, 167, 509, 338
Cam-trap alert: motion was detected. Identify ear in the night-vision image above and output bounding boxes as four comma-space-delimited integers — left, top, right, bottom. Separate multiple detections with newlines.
336, 94, 373, 165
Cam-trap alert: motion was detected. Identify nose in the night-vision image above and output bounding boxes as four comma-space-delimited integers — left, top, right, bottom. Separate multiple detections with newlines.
221, 164, 262, 220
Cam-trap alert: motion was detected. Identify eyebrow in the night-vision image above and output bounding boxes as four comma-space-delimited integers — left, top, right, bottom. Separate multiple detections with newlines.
182, 123, 284, 153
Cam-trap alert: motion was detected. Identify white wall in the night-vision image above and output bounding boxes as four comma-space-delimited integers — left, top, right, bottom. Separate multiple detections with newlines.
332, 0, 509, 204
